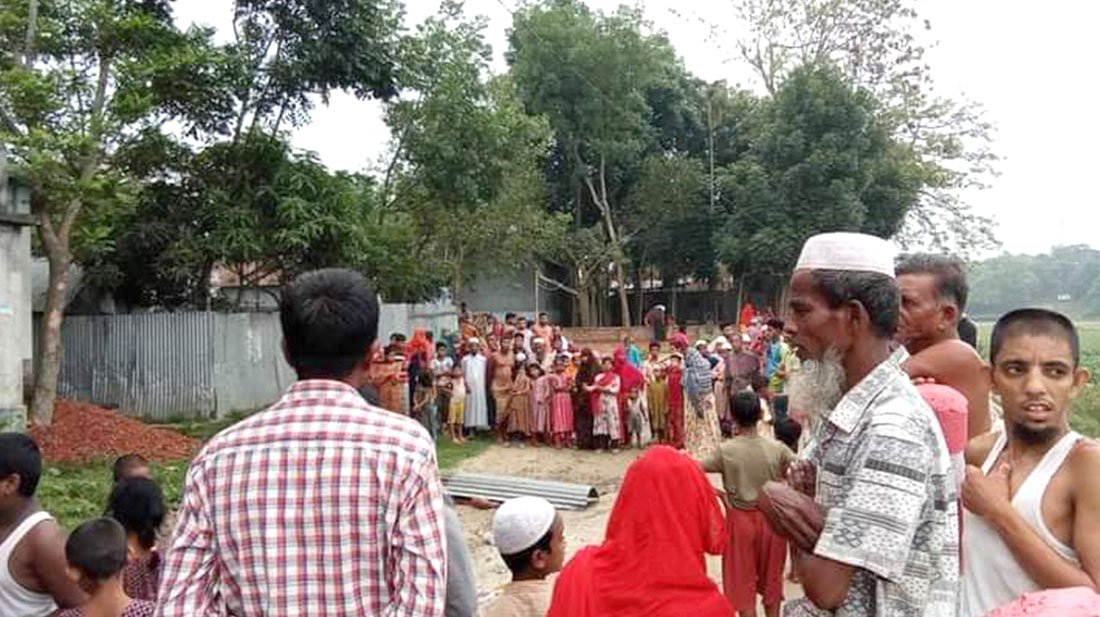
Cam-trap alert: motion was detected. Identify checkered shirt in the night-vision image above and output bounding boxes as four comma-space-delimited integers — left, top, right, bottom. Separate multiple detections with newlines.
785, 348, 960, 617
155, 380, 447, 617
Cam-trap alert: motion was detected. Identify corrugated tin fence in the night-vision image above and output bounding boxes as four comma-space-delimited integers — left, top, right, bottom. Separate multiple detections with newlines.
41, 303, 457, 420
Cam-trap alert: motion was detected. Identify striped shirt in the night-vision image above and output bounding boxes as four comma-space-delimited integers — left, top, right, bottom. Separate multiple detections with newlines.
155, 380, 447, 617
785, 348, 959, 617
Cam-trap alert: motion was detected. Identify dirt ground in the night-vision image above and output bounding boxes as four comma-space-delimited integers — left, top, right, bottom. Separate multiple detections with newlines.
452, 443, 804, 608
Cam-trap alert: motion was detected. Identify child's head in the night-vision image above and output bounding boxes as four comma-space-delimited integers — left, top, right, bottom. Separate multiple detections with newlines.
492, 496, 565, 580
649, 342, 660, 356
435, 342, 447, 358
527, 363, 543, 379
669, 353, 682, 367
601, 357, 613, 372
417, 372, 433, 388
106, 477, 166, 553
112, 453, 150, 484
553, 357, 566, 373
775, 418, 803, 452
628, 387, 641, 400
65, 518, 129, 591
731, 391, 763, 428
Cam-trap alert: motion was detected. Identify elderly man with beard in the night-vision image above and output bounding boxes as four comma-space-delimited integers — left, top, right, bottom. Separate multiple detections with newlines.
896, 253, 991, 439
759, 232, 958, 617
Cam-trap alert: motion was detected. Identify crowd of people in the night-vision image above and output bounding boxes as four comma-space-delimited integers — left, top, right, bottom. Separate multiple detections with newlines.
3, 231, 1100, 617
366, 307, 805, 464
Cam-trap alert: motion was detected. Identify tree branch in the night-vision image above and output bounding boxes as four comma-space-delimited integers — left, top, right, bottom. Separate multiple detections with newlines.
20, 0, 39, 67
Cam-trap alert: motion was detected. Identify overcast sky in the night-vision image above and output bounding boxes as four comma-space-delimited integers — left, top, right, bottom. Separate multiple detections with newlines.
173, 0, 1099, 257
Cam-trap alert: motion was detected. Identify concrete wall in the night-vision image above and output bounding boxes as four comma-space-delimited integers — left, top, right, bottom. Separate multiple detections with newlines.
462, 267, 569, 324
0, 225, 32, 431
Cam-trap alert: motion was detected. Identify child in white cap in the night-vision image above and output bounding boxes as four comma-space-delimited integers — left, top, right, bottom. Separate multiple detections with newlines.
483, 496, 565, 617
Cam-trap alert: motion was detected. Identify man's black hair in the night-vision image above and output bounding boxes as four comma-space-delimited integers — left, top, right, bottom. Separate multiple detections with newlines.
731, 391, 763, 427
436, 341, 448, 351
775, 419, 803, 452
279, 268, 379, 380
766, 318, 785, 330
649, 341, 661, 349
105, 477, 165, 550
66, 518, 128, 581
0, 433, 41, 498
957, 315, 978, 349
990, 308, 1079, 367
810, 270, 899, 339
896, 254, 969, 315
505, 312, 516, 321
501, 528, 553, 575
111, 453, 149, 483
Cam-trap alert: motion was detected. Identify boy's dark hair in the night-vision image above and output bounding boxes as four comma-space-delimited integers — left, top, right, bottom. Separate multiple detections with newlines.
895, 253, 969, 314
66, 518, 128, 581
990, 308, 1079, 367
750, 373, 768, 394
435, 341, 448, 351
731, 391, 763, 427
279, 269, 380, 380
501, 528, 553, 575
105, 477, 165, 550
810, 270, 899, 339
505, 312, 516, 321
649, 342, 660, 350
0, 433, 41, 498
112, 453, 149, 483
775, 419, 803, 452
417, 372, 433, 388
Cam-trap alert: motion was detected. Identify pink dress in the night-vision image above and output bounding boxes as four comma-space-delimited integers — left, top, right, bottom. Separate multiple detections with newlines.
532, 374, 554, 434
551, 373, 575, 434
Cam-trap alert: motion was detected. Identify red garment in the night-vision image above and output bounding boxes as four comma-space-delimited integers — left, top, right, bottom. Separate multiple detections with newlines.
407, 330, 433, 363
724, 507, 787, 612
739, 302, 756, 327
667, 366, 685, 448
612, 349, 645, 437
546, 446, 731, 617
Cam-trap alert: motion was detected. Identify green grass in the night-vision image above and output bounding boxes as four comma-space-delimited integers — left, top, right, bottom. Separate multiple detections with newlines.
38, 460, 189, 531
37, 411, 492, 530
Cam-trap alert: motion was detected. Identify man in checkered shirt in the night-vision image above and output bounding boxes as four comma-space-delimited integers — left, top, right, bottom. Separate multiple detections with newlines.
156, 269, 447, 617
760, 233, 959, 617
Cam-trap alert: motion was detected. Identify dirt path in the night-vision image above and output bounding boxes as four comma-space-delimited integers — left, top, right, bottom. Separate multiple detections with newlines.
451, 443, 803, 606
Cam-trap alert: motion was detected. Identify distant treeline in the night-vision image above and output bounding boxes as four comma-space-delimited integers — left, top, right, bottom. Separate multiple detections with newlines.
968, 245, 1100, 320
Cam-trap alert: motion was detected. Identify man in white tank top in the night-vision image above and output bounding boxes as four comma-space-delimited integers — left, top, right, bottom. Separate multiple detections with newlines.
960, 309, 1100, 616
0, 433, 86, 616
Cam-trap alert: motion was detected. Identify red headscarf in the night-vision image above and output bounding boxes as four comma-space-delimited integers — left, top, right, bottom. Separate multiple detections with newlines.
547, 446, 731, 617
612, 348, 645, 393
407, 329, 433, 362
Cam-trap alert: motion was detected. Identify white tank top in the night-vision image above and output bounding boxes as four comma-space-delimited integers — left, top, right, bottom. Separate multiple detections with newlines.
0, 511, 59, 617
961, 431, 1081, 617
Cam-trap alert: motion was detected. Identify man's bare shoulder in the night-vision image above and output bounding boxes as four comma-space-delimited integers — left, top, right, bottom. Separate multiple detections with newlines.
965, 431, 1001, 466
913, 339, 983, 369
1069, 438, 1100, 489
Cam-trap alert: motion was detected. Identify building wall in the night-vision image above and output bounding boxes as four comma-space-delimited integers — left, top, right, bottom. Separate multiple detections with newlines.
0, 225, 32, 431
462, 267, 570, 323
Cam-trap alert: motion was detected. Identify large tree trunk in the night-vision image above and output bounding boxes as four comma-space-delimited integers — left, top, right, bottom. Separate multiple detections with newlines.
582, 156, 631, 327
30, 236, 69, 426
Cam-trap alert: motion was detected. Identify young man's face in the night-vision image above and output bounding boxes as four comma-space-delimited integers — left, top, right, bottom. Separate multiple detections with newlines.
722, 324, 737, 340
436, 346, 446, 359
993, 333, 1089, 444
649, 345, 659, 358
538, 314, 549, 326
517, 318, 527, 329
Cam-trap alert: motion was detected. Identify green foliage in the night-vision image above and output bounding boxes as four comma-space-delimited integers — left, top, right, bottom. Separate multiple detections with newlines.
716, 64, 922, 278
969, 245, 1100, 319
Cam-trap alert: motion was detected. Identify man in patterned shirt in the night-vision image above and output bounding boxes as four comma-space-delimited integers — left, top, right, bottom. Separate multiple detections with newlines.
760, 233, 959, 617
156, 268, 447, 617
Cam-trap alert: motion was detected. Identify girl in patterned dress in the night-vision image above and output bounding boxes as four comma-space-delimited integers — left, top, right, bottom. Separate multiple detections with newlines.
529, 364, 552, 446
506, 364, 534, 445
585, 357, 622, 452
550, 356, 575, 448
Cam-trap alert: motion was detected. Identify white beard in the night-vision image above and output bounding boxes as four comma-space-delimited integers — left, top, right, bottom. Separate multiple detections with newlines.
788, 347, 846, 421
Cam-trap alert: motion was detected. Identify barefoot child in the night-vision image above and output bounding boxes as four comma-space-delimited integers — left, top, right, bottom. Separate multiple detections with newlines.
448, 366, 467, 444
530, 364, 553, 447
586, 357, 622, 452
625, 387, 651, 450
644, 344, 668, 443
483, 497, 566, 617
411, 372, 437, 440
666, 353, 685, 449
504, 364, 534, 446
550, 356, 575, 448
57, 518, 154, 617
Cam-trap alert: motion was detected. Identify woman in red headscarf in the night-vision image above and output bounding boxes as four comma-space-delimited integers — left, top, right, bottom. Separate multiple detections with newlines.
546, 446, 732, 617
612, 347, 646, 438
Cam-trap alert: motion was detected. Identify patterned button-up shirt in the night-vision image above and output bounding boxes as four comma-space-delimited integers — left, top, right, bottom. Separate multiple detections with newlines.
155, 380, 447, 617
785, 348, 959, 617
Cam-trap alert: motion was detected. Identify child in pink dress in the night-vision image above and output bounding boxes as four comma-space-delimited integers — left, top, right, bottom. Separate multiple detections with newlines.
550, 356, 575, 447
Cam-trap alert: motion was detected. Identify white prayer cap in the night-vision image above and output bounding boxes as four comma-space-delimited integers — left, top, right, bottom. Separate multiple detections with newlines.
794, 232, 896, 278
719, 340, 733, 351
694, 340, 708, 348
515, 352, 527, 363
493, 496, 556, 555
532, 337, 546, 344
467, 337, 481, 345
